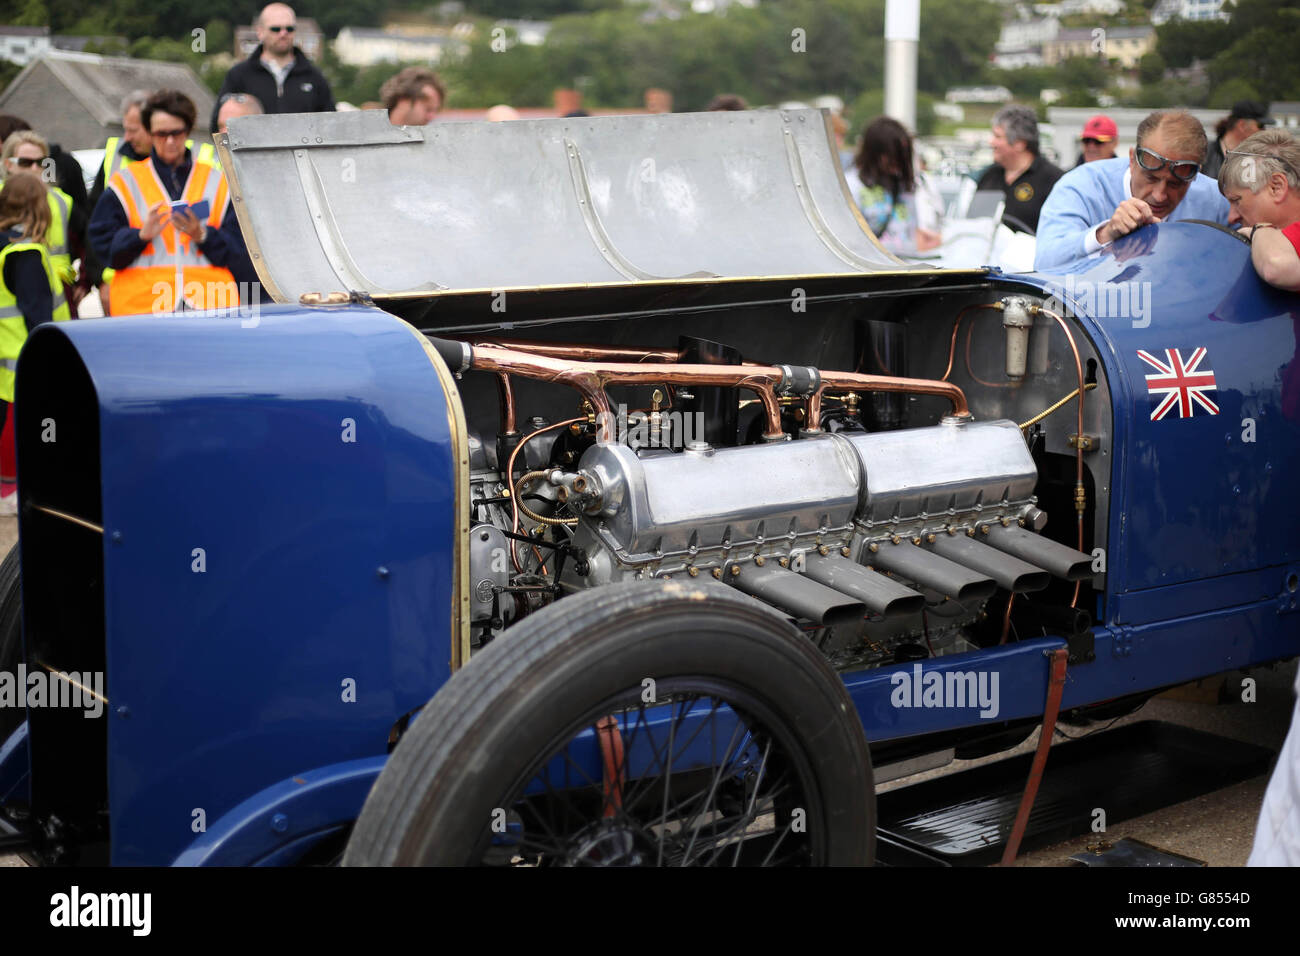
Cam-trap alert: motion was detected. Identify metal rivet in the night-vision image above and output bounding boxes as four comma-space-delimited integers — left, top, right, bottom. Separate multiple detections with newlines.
271, 813, 289, 833
377, 566, 390, 578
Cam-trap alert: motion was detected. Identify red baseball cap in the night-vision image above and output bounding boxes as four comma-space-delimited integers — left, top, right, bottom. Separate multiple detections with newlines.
1081, 115, 1117, 142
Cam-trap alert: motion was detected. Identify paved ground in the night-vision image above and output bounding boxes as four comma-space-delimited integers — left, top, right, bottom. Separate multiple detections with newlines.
1, 503, 1293, 868
879, 660, 1297, 867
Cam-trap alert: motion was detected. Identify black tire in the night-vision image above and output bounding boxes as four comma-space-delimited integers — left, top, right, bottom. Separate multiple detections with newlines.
344, 581, 875, 866
0, 543, 22, 744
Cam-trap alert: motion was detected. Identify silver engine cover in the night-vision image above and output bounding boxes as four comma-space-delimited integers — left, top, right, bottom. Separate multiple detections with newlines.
567, 418, 1039, 582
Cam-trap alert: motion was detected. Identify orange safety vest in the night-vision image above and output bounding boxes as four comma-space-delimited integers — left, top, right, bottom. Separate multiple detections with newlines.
106, 156, 239, 316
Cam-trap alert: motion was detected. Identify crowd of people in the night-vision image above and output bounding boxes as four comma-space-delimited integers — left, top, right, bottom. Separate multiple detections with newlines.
0, 0, 1294, 440
838, 96, 1300, 296
0, 4, 464, 337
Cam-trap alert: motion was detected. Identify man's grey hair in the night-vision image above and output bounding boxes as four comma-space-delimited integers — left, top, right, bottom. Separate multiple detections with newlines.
1219, 129, 1300, 194
1135, 109, 1208, 163
993, 104, 1039, 155
120, 90, 151, 117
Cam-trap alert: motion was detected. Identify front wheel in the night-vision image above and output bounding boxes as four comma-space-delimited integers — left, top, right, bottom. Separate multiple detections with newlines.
344, 581, 875, 866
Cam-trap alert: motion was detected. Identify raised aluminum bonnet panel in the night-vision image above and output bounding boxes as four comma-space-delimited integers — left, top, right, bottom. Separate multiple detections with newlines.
218, 108, 908, 303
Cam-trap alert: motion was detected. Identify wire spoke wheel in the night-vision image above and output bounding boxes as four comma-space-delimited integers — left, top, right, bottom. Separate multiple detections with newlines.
345, 582, 875, 868
484, 680, 825, 866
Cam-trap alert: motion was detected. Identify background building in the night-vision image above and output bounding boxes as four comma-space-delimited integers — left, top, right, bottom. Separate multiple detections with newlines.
0, 50, 215, 150
0, 25, 51, 66
1044, 25, 1154, 68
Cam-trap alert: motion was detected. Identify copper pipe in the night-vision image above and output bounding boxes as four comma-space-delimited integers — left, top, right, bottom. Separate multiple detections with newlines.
471, 345, 971, 442
1000, 593, 1016, 645
507, 416, 584, 572
805, 370, 971, 432
462, 336, 767, 368
964, 320, 1019, 389
1033, 306, 1088, 610
495, 372, 517, 436
471, 346, 785, 438
469, 338, 682, 364
941, 303, 1001, 382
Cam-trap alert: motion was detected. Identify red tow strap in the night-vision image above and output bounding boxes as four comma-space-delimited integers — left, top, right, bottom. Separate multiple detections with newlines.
596, 716, 625, 818
1000, 647, 1070, 866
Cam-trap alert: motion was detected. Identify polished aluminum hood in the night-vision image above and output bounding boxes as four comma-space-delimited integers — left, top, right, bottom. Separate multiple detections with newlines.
218, 107, 911, 304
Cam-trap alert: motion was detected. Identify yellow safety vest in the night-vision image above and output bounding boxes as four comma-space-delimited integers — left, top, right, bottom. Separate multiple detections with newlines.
44, 187, 74, 286
99, 140, 216, 284
106, 156, 237, 316
0, 240, 70, 403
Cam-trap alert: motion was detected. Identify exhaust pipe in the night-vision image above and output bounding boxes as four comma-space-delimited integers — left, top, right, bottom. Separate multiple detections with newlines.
867, 540, 997, 602
931, 534, 1050, 593
803, 554, 925, 617
729, 562, 866, 629
983, 524, 1093, 581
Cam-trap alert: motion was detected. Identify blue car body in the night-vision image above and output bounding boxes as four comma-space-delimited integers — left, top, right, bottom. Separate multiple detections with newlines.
1, 108, 1297, 865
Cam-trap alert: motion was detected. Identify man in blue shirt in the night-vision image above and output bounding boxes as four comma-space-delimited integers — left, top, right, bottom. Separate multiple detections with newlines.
1035, 110, 1230, 273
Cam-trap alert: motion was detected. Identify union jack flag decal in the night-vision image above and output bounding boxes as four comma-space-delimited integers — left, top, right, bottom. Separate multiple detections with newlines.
1137, 347, 1219, 421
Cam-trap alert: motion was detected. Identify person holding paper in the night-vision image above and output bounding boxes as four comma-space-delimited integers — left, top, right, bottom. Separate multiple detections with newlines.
87, 90, 252, 315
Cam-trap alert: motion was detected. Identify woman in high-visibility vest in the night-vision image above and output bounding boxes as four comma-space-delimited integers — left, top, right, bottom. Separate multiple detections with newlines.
0, 175, 70, 513
85, 89, 252, 317
89, 90, 217, 313
0, 130, 85, 317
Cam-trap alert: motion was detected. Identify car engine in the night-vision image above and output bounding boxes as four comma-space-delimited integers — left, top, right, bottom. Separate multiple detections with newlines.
441, 299, 1094, 673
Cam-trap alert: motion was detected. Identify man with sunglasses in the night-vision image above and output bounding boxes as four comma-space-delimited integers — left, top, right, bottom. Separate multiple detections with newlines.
1074, 115, 1117, 167
1035, 109, 1229, 272
1218, 130, 1300, 293
209, 3, 334, 135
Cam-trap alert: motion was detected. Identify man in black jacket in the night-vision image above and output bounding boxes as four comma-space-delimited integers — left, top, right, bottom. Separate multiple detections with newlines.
210, 3, 335, 134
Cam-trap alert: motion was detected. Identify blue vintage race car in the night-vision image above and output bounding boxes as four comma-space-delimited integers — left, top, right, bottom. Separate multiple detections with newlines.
0, 109, 1295, 866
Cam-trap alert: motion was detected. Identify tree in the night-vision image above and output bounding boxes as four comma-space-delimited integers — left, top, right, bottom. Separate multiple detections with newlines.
1207, 6, 1300, 101
10, 0, 47, 27
0, 58, 21, 97
1208, 77, 1262, 109
1056, 55, 1108, 91
1138, 51, 1165, 86
917, 0, 1001, 95
1155, 18, 1231, 68
845, 88, 938, 137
